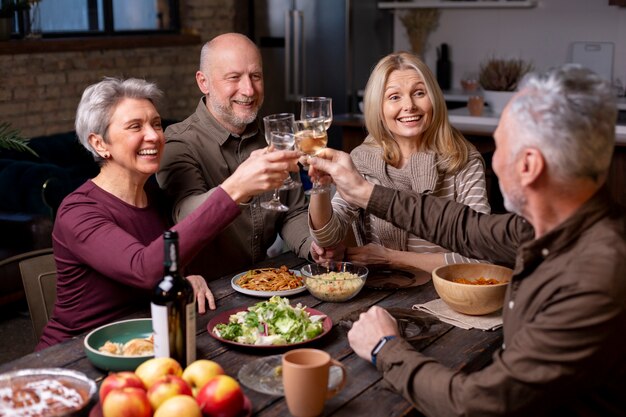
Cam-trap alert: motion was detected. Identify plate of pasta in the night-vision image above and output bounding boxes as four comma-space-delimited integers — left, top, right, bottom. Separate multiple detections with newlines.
231, 265, 306, 297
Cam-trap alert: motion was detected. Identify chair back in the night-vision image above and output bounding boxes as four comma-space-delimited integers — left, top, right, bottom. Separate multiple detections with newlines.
19, 248, 56, 340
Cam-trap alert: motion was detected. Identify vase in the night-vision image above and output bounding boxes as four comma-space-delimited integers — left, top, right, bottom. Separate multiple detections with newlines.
482, 90, 515, 115
25, 2, 41, 39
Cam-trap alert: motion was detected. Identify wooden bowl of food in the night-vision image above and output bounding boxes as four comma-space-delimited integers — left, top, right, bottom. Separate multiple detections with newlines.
432, 263, 512, 315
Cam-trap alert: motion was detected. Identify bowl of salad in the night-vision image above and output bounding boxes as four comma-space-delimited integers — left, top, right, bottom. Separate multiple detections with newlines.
301, 262, 368, 302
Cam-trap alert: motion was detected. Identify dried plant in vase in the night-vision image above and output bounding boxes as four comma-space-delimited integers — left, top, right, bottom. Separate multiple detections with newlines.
479, 57, 533, 92
399, 9, 440, 57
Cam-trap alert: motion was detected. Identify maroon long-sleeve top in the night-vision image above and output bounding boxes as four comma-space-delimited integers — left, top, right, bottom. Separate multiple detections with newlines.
37, 180, 239, 350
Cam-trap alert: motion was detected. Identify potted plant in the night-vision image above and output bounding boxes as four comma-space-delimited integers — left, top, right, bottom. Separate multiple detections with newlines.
479, 57, 533, 114
0, 122, 37, 156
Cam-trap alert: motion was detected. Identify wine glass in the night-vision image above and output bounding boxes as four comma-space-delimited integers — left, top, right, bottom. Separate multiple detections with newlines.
300, 97, 332, 130
260, 132, 296, 212
263, 113, 300, 190
294, 118, 330, 194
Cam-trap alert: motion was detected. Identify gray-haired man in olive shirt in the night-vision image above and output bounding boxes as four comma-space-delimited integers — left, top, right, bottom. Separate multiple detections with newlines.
309, 65, 626, 416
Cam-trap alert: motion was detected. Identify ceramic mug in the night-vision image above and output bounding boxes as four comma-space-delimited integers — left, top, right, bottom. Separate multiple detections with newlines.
468, 95, 485, 116
282, 348, 347, 417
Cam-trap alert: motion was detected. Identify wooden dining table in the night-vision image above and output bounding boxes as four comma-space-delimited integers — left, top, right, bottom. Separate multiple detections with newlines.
0, 251, 503, 417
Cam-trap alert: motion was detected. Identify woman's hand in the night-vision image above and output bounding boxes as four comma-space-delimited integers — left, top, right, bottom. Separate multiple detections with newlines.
346, 243, 390, 265
184, 275, 216, 314
221, 147, 301, 204
310, 241, 346, 263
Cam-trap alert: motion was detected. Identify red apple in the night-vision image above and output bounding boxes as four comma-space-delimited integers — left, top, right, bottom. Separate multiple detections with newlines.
147, 375, 193, 410
154, 395, 202, 417
182, 359, 225, 396
99, 372, 146, 403
196, 375, 244, 417
102, 387, 152, 417
135, 357, 183, 389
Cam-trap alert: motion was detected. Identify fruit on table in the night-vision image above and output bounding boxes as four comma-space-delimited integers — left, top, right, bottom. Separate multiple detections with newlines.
154, 395, 202, 417
99, 371, 146, 403
196, 375, 244, 417
135, 357, 183, 389
182, 359, 225, 397
102, 386, 152, 417
147, 375, 193, 410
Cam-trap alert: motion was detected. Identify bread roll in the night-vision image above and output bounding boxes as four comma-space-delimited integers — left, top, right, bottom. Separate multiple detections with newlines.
122, 338, 154, 356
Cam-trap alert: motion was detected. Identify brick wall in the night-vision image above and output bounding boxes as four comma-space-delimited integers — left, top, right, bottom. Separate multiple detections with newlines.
0, 0, 237, 138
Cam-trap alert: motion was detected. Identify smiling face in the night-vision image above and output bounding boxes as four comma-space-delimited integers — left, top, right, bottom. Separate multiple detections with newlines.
197, 35, 264, 135
96, 97, 164, 179
382, 69, 433, 144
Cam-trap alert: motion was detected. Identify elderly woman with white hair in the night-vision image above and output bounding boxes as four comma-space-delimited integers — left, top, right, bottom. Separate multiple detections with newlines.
37, 77, 299, 350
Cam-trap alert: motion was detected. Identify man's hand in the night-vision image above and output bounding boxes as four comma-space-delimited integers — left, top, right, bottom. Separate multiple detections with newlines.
221, 148, 300, 203
308, 149, 374, 209
184, 275, 216, 314
346, 243, 390, 266
347, 306, 400, 362
310, 241, 346, 263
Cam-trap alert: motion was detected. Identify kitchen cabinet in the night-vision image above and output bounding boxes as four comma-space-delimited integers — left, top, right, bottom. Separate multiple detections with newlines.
378, 0, 537, 9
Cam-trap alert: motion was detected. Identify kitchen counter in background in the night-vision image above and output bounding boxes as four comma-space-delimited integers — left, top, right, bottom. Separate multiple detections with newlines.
447, 107, 626, 146
334, 109, 626, 208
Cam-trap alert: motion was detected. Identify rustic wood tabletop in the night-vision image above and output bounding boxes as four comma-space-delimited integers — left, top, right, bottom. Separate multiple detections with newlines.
0, 251, 503, 417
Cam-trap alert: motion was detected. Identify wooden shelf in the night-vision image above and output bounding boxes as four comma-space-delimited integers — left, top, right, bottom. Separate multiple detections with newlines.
378, 1, 536, 9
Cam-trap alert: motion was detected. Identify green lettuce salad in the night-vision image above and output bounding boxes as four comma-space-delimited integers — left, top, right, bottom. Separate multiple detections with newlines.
213, 296, 326, 345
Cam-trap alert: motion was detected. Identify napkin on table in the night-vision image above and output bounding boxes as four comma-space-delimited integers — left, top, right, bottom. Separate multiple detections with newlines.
412, 298, 502, 331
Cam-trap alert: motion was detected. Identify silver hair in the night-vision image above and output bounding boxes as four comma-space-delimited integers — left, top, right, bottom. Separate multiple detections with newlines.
75, 77, 163, 163
507, 64, 616, 183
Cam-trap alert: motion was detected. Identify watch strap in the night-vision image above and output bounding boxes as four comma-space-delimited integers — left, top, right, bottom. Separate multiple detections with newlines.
371, 335, 396, 366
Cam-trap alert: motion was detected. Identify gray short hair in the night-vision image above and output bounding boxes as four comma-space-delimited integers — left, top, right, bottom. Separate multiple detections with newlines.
75, 77, 163, 162
508, 64, 616, 183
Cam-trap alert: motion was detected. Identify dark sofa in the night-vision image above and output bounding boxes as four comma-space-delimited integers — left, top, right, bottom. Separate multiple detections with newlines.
0, 131, 99, 305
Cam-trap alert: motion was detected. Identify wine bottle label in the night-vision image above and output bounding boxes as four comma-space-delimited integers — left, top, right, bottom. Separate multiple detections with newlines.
185, 302, 196, 364
151, 303, 171, 358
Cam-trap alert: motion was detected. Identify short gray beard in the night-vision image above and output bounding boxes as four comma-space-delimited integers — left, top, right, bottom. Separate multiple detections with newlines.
208, 96, 258, 131
501, 183, 526, 217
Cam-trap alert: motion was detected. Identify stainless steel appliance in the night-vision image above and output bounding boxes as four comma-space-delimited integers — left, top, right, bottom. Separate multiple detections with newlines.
246, 0, 393, 147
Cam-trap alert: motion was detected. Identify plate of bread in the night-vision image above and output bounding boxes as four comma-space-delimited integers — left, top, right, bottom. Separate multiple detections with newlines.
83, 318, 154, 371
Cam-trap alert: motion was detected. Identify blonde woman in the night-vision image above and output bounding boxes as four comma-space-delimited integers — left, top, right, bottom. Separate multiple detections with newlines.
309, 52, 490, 272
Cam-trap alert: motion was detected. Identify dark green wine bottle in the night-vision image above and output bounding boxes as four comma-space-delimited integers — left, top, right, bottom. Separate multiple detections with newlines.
150, 230, 196, 367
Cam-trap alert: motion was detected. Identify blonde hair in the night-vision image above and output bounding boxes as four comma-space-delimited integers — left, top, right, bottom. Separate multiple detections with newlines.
363, 51, 472, 173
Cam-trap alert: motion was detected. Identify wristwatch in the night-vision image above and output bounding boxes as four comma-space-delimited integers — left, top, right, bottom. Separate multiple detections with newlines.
370, 335, 396, 366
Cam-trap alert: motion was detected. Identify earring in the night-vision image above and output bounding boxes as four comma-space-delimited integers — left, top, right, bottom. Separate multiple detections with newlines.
103, 153, 110, 159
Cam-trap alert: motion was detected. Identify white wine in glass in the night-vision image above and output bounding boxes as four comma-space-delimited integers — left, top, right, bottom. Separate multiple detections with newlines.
294, 118, 329, 195
260, 132, 296, 212
300, 97, 332, 130
262, 113, 300, 190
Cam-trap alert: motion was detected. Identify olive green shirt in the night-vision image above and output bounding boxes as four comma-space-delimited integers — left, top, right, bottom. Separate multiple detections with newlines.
370, 185, 626, 416
157, 98, 312, 279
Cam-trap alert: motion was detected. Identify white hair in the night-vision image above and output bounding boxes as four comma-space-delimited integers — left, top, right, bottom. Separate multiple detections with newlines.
75, 77, 163, 163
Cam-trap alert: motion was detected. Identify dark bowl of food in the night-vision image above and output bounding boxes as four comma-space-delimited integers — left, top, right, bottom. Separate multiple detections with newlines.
0, 368, 97, 416
83, 318, 154, 372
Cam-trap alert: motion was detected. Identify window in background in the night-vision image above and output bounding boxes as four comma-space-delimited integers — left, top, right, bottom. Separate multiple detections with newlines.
16, 0, 178, 37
